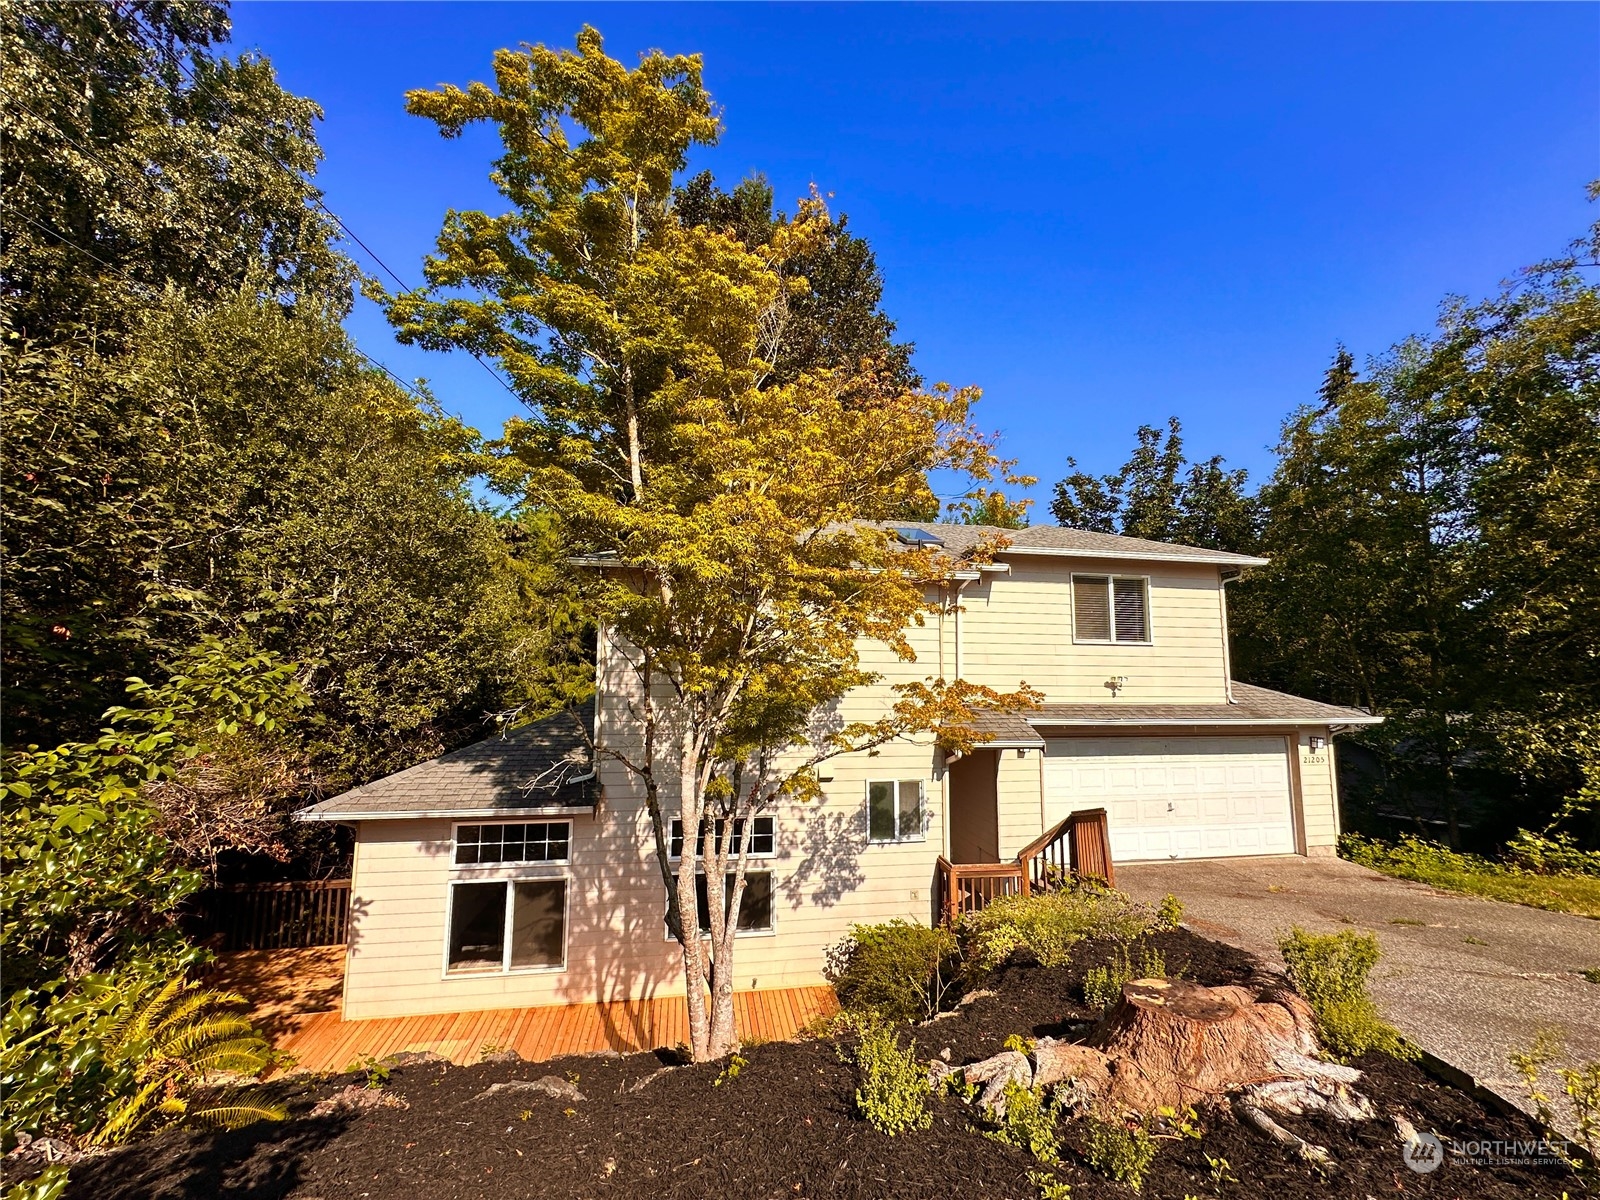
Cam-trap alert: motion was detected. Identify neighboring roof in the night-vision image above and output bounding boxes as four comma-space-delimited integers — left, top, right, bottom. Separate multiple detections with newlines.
960, 709, 1047, 749
296, 710, 596, 822
888, 523, 1270, 568
1026, 682, 1381, 728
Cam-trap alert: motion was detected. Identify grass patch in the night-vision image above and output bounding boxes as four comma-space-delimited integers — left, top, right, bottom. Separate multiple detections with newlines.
1342, 834, 1600, 919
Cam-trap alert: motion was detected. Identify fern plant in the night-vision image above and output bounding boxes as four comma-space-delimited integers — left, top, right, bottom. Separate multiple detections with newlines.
90, 975, 284, 1145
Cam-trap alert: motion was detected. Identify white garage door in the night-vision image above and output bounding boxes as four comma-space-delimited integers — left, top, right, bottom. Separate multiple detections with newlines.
1043, 736, 1295, 862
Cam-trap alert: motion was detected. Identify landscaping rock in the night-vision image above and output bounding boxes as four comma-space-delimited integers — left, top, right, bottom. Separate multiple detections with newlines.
472, 1075, 585, 1103
312, 1085, 411, 1117
479, 1048, 525, 1064
381, 1050, 450, 1068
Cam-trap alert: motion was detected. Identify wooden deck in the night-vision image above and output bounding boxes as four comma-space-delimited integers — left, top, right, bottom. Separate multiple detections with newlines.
209, 949, 837, 1072
273, 985, 839, 1072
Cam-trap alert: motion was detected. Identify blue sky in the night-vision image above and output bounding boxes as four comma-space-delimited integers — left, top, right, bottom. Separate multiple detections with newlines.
231, 2, 1597, 510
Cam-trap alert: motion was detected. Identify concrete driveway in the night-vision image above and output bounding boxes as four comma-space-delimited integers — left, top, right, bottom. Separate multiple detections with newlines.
1118, 855, 1600, 1112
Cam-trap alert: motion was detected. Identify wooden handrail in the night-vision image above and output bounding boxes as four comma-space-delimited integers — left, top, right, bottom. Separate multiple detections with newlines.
1017, 815, 1076, 865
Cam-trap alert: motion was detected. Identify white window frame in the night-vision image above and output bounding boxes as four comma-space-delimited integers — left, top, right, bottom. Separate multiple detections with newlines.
667, 815, 777, 862
451, 818, 572, 866
1070, 573, 1154, 645
662, 868, 778, 940
443, 820, 572, 977
865, 779, 927, 844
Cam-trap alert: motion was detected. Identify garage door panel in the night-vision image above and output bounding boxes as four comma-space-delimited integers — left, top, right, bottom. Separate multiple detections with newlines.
1044, 736, 1295, 862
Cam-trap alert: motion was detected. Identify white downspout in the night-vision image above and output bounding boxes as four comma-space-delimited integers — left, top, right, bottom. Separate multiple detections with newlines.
1218, 569, 1239, 704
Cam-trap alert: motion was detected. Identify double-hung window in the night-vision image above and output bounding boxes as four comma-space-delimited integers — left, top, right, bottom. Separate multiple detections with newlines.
867, 780, 925, 843
666, 815, 776, 934
446, 821, 570, 975
1071, 575, 1151, 644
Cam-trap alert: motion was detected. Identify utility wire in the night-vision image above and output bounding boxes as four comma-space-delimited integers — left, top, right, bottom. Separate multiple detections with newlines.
40, 15, 523, 402
12, 206, 437, 407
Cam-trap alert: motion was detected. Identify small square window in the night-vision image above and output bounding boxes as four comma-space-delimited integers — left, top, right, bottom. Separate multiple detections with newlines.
868, 780, 924, 843
1072, 575, 1150, 644
689, 871, 774, 935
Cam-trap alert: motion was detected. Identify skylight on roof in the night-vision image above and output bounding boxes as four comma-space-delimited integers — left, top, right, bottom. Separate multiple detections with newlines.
892, 526, 945, 547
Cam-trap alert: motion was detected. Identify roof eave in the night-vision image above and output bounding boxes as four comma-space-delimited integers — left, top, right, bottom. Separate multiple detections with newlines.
294, 803, 598, 824
996, 546, 1270, 568
1027, 714, 1382, 728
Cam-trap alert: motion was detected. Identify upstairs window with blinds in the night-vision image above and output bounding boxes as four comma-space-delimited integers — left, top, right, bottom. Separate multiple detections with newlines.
1072, 575, 1151, 644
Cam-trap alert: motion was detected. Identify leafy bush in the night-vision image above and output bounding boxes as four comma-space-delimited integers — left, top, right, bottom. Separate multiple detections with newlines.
961, 888, 1155, 972
1082, 943, 1167, 1013
984, 1080, 1061, 1162
2, 970, 283, 1148
1277, 927, 1416, 1062
825, 920, 960, 1024
1511, 1029, 1600, 1167
1078, 1112, 1158, 1190
1156, 893, 1184, 930
841, 1014, 932, 1136
1505, 830, 1600, 878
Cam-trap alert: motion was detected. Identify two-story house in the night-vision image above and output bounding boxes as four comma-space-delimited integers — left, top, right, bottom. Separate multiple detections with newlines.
296, 523, 1377, 1022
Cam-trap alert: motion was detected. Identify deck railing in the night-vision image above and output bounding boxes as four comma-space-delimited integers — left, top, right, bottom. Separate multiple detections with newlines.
203, 880, 352, 951
937, 808, 1115, 924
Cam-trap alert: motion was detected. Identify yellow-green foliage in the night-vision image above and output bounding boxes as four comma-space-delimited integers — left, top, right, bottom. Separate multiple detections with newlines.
1511, 1029, 1600, 1165
1156, 893, 1184, 930
843, 1014, 931, 1137
1078, 1113, 1159, 1191
90, 975, 284, 1146
1342, 835, 1600, 919
1278, 927, 1416, 1062
825, 920, 960, 1024
1083, 943, 1167, 1013
961, 889, 1155, 972
985, 1081, 1061, 1162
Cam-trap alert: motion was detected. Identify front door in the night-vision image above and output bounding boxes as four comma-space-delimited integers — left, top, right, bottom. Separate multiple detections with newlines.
947, 749, 1001, 864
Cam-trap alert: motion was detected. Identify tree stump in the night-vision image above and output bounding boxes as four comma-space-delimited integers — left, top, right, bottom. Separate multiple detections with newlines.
957, 974, 1382, 1167
1083, 977, 1304, 1113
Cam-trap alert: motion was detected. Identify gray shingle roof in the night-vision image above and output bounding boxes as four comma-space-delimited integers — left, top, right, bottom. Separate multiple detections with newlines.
962, 710, 1047, 749
888, 523, 1269, 567
296, 710, 596, 822
1026, 682, 1379, 727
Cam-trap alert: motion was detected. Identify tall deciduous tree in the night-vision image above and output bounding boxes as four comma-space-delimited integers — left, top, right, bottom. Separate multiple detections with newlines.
385, 28, 1036, 1060
1, 0, 350, 339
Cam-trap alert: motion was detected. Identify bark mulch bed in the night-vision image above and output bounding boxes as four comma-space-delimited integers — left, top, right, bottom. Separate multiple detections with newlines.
37, 929, 1588, 1200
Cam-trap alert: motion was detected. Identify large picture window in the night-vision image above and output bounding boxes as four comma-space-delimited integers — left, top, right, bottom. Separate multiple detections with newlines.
867, 780, 924, 843
446, 879, 567, 974
1071, 575, 1150, 644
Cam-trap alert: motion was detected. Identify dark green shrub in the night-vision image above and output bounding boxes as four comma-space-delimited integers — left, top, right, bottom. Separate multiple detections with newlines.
1278, 926, 1416, 1062
825, 920, 959, 1023
840, 1013, 932, 1136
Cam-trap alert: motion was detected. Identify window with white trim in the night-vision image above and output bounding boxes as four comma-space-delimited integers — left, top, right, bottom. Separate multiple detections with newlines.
668, 815, 776, 860
446, 878, 567, 973
1071, 574, 1150, 643
454, 821, 570, 865
446, 821, 571, 975
867, 780, 925, 843
687, 871, 774, 934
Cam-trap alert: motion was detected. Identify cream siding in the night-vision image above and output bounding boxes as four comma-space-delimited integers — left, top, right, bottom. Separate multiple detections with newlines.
339, 552, 1350, 1018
